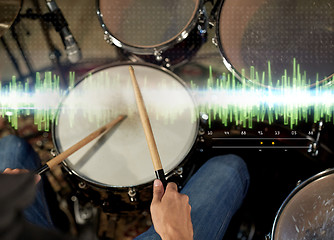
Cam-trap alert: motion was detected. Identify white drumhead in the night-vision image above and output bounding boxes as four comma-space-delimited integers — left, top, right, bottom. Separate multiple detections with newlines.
54, 63, 198, 187
99, 0, 199, 48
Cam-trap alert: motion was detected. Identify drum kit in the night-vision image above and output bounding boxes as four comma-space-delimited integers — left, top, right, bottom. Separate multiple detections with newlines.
1, 0, 334, 239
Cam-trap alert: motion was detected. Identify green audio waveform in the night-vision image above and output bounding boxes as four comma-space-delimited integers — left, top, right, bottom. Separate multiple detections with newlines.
191, 59, 334, 128
0, 72, 75, 131
0, 59, 333, 131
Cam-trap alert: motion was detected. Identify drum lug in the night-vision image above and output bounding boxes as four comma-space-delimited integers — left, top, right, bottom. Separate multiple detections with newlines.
78, 181, 87, 189
212, 36, 218, 47
176, 167, 183, 176
200, 112, 209, 122
104, 33, 111, 44
154, 50, 163, 61
50, 148, 57, 157
166, 167, 184, 180
296, 180, 302, 186
164, 58, 171, 68
128, 187, 137, 202
199, 127, 205, 135
265, 233, 271, 240
208, 21, 215, 28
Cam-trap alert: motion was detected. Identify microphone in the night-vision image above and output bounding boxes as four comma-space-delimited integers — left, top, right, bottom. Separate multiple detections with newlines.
45, 0, 82, 63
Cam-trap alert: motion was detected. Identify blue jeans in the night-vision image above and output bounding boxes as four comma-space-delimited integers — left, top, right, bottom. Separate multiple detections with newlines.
0, 135, 250, 239
0, 135, 54, 229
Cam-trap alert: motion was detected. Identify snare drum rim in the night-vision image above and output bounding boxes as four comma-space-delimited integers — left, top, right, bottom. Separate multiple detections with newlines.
52, 61, 200, 189
271, 168, 334, 239
96, 0, 203, 55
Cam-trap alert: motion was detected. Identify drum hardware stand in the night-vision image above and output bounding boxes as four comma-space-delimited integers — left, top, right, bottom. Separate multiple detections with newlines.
0, 15, 34, 79
308, 120, 323, 156
10, 25, 35, 76
71, 195, 98, 224
0, 37, 23, 79
20, 0, 69, 87
71, 195, 100, 240
128, 187, 137, 202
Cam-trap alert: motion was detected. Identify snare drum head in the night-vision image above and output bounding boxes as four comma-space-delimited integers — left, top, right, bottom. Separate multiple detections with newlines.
217, 0, 334, 87
98, 0, 199, 50
54, 63, 198, 187
273, 170, 334, 240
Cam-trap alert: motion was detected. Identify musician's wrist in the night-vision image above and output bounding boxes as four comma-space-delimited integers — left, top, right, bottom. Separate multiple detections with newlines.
160, 226, 193, 240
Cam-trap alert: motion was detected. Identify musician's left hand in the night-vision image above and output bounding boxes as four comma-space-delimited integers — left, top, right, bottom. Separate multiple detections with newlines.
2, 168, 41, 183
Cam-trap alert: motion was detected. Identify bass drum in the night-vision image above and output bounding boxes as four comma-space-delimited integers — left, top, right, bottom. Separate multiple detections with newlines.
271, 169, 334, 240
52, 62, 200, 212
97, 0, 207, 67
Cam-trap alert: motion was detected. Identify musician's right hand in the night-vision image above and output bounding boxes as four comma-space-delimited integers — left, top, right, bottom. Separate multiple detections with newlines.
150, 179, 193, 240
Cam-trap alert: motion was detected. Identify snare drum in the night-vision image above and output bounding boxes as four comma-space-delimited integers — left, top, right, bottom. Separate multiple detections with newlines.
215, 0, 334, 87
97, 0, 207, 67
52, 62, 199, 211
271, 169, 334, 240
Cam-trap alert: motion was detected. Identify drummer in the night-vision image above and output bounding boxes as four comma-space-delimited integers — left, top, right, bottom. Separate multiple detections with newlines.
0, 134, 249, 240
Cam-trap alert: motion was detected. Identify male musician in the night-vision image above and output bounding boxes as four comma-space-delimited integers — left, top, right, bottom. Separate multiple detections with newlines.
0, 135, 249, 240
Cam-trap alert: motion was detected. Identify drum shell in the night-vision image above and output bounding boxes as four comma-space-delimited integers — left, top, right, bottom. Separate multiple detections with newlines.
61, 148, 199, 212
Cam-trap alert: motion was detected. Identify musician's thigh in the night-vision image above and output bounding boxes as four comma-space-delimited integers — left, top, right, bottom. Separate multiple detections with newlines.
181, 154, 250, 240
0, 135, 40, 171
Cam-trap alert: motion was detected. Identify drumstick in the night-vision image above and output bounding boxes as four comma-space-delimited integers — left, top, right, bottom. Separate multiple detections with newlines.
129, 66, 167, 189
34, 115, 126, 175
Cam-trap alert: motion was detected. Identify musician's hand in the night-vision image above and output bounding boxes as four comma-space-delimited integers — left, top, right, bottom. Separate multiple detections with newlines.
2, 168, 41, 183
150, 180, 193, 240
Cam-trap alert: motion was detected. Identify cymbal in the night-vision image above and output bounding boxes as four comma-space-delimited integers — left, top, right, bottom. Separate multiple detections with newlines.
0, 0, 21, 38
